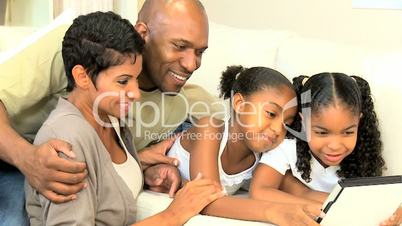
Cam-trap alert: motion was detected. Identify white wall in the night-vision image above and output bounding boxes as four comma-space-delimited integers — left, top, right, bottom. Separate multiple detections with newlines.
8, 0, 402, 51
8, 0, 52, 26
200, 0, 402, 50
6, 0, 138, 27
114, 0, 138, 24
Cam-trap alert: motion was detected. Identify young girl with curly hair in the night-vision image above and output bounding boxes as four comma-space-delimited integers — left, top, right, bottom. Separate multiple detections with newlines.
250, 72, 401, 225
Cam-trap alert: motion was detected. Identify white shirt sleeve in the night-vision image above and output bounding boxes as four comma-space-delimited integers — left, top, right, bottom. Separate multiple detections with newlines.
259, 139, 297, 175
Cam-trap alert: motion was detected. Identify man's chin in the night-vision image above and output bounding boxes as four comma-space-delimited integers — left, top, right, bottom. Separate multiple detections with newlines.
160, 86, 184, 95
164, 92, 180, 96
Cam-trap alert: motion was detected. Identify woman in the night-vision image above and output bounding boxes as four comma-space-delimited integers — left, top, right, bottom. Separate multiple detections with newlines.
25, 11, 223, 226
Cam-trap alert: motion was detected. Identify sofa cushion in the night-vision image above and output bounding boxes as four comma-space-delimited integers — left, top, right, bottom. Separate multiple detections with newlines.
275, 36, 373, 78
0, 10, 73, 63
0, 26, 37, 53
190, 21, 294, 97
361, 52, 402, 175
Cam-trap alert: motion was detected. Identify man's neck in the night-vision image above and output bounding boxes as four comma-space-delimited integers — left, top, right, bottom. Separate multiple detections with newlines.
138, 71, 158, 92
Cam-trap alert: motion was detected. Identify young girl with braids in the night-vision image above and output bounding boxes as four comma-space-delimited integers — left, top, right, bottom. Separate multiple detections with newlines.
250, 72, 401, 226
167, 66, 325, 226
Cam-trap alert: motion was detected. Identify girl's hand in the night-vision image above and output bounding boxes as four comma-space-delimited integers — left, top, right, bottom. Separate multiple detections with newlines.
267, 203, 324, 226
380, 206, 402, 226
138, 137, 179, 170
144, 163, 181, 197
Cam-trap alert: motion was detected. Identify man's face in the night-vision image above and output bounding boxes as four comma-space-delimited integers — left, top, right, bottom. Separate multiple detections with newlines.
139, 3, 209, 93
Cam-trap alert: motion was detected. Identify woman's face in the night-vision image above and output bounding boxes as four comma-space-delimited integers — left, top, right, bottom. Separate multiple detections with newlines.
234, 86, 297, 153
307, 103, 360, 167
90, 55, 143, 119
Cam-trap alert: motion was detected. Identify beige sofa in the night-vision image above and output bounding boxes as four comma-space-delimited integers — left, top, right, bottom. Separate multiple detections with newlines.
1, 18, 401, 226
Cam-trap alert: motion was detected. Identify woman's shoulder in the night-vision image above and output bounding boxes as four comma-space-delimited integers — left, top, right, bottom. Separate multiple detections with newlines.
39, 110, 94, 141
34, 100, 100, 160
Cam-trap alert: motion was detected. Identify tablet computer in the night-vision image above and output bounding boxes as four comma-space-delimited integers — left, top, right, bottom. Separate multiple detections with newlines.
317, 175, 402, 226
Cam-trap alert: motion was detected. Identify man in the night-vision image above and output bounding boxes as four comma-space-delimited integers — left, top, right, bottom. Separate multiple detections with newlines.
132, 0, 225, 152
0, 0, 222, 225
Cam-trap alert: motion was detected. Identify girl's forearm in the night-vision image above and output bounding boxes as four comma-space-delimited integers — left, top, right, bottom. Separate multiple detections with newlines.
302, 190, 328, 204
201, 196, 275, 222
251, 186, 321, 206
132, 209, 180, 226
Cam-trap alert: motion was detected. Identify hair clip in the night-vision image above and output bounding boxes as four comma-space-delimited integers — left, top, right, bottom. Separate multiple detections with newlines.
302, 77, 309, 86
235, 71, 241, 80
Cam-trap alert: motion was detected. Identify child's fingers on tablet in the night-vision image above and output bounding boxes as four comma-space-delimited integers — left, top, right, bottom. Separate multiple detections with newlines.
396, 206, 402, 224
391, 206, 402, 226
302, 204, 323, 220
299, 212, 320, 226
379, 211, 401, 226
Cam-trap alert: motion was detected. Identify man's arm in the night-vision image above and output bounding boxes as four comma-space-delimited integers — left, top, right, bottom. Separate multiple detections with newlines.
0, 101, 87, 203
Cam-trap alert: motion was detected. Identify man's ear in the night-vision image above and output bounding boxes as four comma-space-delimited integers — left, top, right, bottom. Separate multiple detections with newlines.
134, 22, 149, 40
232, 93, 245, 114
72, 65, 90, 89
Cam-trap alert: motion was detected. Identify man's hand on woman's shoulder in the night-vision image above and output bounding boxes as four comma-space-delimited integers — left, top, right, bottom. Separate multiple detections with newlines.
20, 139, 87, 203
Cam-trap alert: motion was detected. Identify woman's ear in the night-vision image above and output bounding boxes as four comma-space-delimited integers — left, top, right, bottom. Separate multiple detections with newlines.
134, 22, 149, 41
72, 65, 90, 89
232, 93, 245, 114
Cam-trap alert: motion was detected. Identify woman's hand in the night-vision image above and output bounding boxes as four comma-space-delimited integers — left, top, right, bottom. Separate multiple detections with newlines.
162, 173, 225, 225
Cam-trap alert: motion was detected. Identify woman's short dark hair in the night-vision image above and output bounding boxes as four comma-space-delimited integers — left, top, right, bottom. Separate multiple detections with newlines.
62, 11, 145, 91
